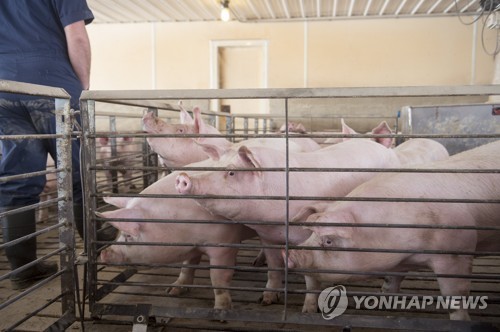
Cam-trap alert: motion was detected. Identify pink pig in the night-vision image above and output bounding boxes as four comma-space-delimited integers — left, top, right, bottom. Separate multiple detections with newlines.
142, 106, 321, 168
175, 138, 402, 311
286, 140, 500, 320
394, 138, 449, 166
323, 119, 394, 146
99, 164, 257, 310
279, 121, 308, 134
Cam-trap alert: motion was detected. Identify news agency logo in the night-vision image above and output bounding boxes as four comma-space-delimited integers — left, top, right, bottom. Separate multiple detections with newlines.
318, 285, 488, 320
317, 285, 348, 319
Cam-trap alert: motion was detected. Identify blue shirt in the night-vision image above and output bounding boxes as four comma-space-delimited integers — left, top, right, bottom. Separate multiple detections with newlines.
0, 0, 94, 55
0, 0, 94, 107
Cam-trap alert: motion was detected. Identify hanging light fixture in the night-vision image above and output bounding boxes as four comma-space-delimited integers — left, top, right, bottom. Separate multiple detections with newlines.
220, 0, 231, 22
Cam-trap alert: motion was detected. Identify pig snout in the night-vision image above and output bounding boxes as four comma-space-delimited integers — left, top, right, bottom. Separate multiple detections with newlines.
175, 172, 192, 194
100, 248, 113, 263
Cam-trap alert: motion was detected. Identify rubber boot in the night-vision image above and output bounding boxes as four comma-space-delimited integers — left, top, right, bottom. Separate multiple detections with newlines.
1, 208, 58, 290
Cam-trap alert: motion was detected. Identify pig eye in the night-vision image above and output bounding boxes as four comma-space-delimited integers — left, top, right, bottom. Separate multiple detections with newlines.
322, 236, 334, 247
228, 171, 235, 177
176, 128, 184, 134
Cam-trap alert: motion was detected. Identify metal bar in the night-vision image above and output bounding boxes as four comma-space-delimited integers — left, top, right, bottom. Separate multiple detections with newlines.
143, 108, 158, 187
379, 0, 390, 15
109, 116, 119, 193
411, 0, 426, 14
96, 260, 500, 281
0, 268, 65, 310
283, 97, 290, 320
55, 97, 77, 322
94, 216, 500, 231
94, 276, 500, 295
0, 133, 62, 140
88, 131, 500, 139
0, 168, 62, 183
364, 0, 373, 16
281, 0, 291, 18
6, 293, 65, 332
80, 98, 99, 312
93, 191, 500, 204
427, 0, 444, 14
80, 85, 499, 101
0, 79, 69, 98
92, 165, 500, 173
94, 268, 138, 302
395, 0, 409, 15
0, 222, 62, 252
348, 0, 356, 16
264, 0, 276, 18
91, 304, 498, 331
243, 118, 249, 134
131, 304, 151, 332
94, 239, 500, 257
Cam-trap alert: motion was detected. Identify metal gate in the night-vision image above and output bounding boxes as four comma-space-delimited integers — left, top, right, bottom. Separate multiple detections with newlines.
80, 86, 500, 331
0, 80, 78, 331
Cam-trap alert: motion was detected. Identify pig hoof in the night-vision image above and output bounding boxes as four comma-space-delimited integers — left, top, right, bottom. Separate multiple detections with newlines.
302, 303, 318, 313
166, 286, 189, 297
259, 292, 280, 305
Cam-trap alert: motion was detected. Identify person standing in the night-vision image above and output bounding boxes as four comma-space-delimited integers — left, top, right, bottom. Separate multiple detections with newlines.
0, 0, 93, 290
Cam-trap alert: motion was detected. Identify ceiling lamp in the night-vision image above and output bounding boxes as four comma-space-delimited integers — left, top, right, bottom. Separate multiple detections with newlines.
220, 0, 231, 22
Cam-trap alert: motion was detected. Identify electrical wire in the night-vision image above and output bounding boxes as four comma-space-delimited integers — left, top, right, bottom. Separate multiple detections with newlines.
482, 10, 500, 55
455, 0, 500, 56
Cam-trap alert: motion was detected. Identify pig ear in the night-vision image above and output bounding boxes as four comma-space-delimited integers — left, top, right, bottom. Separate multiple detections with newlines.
195, 140, 228, 161
341, 119, 357, 141
179, 102, 194, 125
103, 196, 131, 208
309, 211, 354, 240
99, 208, 144, 237
180, 110, 193, 125
371, 121, 393, 148
295, 122, 307, 134
237, 146, 261, 169
279, 123, 287, 133
192, 107, 205, 134
109, 221, 141, 237
291, 203, 329, 222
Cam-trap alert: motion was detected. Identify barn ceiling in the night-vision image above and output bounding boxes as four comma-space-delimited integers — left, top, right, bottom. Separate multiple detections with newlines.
87, 0, 493, 24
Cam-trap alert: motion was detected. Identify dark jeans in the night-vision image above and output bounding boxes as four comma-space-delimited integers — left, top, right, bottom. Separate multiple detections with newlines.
0, 98, 82, 208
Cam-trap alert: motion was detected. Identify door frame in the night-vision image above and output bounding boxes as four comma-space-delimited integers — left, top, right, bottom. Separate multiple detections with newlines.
209, 39, 269, 116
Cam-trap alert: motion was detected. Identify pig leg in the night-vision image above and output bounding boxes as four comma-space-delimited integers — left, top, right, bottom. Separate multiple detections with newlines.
381, 276, 404, 293
260, 247, 283, 305
167, 255, 202, 296
430, 255, 473, 321
252, 249, 267, 267
207, 248, 238, 310
302, 276, 321, 313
